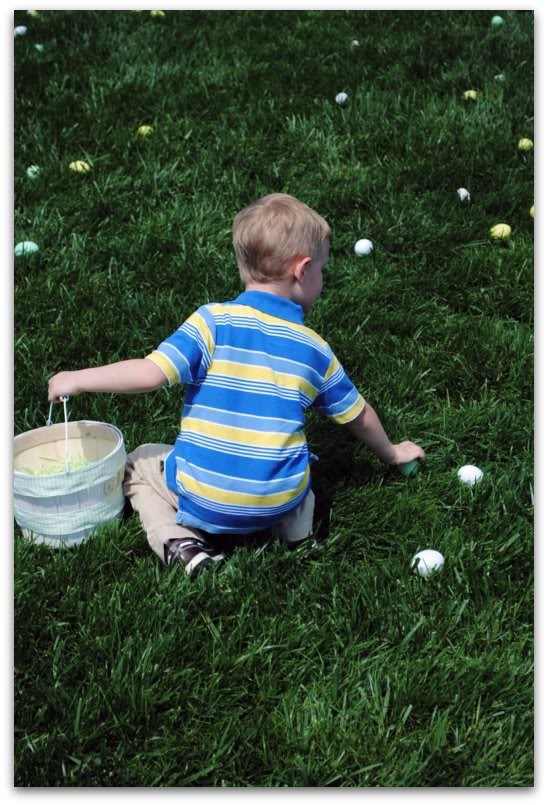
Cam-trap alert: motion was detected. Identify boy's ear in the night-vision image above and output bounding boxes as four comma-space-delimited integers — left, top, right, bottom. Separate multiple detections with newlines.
290, 255, 312, 284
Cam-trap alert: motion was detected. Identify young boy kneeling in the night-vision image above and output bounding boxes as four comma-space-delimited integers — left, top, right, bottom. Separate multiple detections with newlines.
48, 194, 425, 576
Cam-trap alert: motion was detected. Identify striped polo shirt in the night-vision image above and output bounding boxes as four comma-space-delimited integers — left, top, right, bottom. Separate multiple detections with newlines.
145, 291, 365, 534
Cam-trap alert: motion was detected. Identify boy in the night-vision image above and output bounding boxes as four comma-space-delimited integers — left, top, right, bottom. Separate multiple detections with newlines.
48, 194, 425, 576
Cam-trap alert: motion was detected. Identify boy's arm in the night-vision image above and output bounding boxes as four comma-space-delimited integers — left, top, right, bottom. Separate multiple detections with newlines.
48, 358, 168, 402
344, 403, 425, 465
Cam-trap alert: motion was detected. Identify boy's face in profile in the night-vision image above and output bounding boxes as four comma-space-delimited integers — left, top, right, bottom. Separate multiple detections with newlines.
301, 239, 329, 312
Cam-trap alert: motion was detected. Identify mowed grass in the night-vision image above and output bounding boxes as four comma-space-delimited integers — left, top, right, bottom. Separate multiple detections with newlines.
14, 10, 533, 787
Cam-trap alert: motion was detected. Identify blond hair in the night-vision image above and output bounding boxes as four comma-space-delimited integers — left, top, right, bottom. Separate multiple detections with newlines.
233, 193, 331, 284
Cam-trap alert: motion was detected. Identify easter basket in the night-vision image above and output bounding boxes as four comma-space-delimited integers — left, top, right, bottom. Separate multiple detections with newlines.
14, 397, 127, 548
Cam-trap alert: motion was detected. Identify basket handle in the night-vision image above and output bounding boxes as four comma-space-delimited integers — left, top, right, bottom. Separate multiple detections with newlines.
46, 396, 70, 474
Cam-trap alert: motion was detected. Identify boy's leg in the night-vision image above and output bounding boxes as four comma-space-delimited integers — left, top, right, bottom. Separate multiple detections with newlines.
277, 489, 315, 547
123, 444, 225, 575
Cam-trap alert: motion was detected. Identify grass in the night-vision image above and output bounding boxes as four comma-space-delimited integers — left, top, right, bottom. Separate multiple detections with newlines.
14, 9, 533, 787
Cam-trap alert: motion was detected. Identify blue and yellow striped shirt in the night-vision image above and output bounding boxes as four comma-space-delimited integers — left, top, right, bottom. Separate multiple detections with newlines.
146, 291, 365, 533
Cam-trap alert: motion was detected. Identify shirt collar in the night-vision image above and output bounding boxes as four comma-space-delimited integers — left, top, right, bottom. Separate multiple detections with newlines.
234, 291, 305, 325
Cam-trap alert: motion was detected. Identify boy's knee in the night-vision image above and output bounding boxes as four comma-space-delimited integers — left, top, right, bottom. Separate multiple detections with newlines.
125, 443, 171, 481
126, 443, 171, 467
123, 444, 174, 502
278, 489, 315, 545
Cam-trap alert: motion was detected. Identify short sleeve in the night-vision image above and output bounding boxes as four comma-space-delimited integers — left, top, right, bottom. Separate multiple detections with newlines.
313, 352, 366, 424
145, 305, 216, 386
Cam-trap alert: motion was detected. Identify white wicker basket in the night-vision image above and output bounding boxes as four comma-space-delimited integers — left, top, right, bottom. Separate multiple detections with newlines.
14, 403, 127, 548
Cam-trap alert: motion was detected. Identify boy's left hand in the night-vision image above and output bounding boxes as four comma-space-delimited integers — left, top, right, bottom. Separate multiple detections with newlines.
389, 441, 426, 466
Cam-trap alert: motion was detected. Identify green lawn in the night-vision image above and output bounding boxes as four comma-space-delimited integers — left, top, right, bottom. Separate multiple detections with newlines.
14, 9, 533, 787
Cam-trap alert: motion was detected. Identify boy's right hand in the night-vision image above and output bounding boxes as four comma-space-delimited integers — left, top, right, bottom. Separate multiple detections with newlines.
389, 441, 426, 466
48, 371, 80, 402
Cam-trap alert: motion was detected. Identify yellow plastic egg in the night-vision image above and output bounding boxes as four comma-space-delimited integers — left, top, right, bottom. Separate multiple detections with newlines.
489, 223, 512, 240
137, 125, 154, 137
68, 160, 91, 173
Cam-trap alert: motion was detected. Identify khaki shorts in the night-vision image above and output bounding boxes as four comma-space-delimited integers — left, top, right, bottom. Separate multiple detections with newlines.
123, 444, 315, 563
